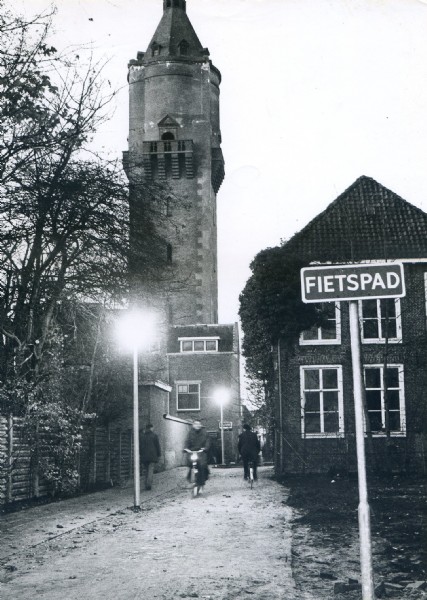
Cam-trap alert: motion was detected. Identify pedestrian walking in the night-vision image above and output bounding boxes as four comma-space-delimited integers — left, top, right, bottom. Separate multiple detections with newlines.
139, 423, 161, 490
238, 424, 261, 481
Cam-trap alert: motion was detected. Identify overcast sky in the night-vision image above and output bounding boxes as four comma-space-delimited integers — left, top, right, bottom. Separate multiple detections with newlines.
17, 0, 427, 324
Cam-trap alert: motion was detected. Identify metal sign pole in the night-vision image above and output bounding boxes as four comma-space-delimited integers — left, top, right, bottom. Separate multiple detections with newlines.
348, 300, 375, 599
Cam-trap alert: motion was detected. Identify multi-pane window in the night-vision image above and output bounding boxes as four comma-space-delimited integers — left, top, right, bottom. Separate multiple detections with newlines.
364, 365, 405, 435
177, 382, 200, 411
360, 298, 401, 343
300, 366, 344, 437
300, 302, 341, 345
179, 338, 218, 353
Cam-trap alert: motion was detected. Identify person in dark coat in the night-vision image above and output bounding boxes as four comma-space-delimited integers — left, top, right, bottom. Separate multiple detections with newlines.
184, 420, 210, 482
139, 423, 161, 490
238, 424, 261, 481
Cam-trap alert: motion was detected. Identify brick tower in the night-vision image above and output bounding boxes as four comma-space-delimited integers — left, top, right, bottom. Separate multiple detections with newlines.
123, 0, 225, 327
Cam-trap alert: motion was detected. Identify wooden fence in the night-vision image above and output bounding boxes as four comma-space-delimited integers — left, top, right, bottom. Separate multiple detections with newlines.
0, 416, 134, 507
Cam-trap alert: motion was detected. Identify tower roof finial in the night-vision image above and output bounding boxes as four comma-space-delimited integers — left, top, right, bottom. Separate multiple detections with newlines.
163, 0, 186, 12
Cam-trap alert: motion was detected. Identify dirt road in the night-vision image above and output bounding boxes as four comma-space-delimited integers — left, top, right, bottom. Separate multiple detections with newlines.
1, 467, 314, 600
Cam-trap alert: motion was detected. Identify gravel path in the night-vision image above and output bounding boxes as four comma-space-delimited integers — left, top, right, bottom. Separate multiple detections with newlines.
1, 467, 313, 600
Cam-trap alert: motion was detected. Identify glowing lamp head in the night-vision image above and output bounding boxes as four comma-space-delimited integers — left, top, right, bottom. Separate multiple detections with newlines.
213, 387, 230, 406
116, 309, 157, 351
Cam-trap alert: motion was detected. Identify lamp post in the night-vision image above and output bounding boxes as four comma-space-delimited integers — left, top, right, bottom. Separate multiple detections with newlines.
132, 341, 140, 508
214, 388, 229, 466
117, 309, 156, 510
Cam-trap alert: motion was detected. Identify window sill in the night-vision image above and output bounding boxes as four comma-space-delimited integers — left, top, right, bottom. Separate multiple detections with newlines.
302, 433, 345, 439
367, 432, 406, 438
299, 340, 341, 346
361, 339, 402, 344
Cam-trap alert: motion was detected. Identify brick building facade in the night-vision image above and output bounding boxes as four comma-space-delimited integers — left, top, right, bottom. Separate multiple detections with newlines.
274, 177, 427, 475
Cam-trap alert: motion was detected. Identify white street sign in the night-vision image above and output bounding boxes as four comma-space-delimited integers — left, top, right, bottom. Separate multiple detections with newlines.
301, 262, 405, 303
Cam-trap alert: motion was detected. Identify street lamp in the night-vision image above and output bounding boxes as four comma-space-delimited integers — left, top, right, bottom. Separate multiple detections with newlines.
116, 309, 156, 509
213, 388, 229, 466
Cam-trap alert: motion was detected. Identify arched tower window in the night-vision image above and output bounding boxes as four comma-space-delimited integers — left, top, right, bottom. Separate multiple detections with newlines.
158, 115, 179, 141
166, 244, 173, 263
161, 133, 174, 153
178, 40, 189, 56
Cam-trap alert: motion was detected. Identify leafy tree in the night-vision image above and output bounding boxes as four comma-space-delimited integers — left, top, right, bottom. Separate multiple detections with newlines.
0, 2, 126, 385
239, 244, 327, 460
0, 3, 129, 494
239, 246, 321, 381
0, 2, 195, 495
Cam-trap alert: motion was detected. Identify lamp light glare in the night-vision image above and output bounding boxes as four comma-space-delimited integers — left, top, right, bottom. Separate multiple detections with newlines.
116, 309, 157, 350
213, 387, 229, 406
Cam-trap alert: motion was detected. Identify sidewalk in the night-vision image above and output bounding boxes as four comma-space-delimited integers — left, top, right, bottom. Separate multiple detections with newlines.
0, 467, 188, 562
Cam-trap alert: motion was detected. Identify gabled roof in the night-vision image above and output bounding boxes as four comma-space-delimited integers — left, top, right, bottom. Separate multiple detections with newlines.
143, 3, 205, 63
284, 176, 427, 262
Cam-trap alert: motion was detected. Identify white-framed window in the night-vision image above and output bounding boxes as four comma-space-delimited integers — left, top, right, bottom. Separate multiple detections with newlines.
359, 298, 402, 343
364, 365, 406, 436
179, 337, 219, 353
300, 366, 344, 438
176, 381, 201, 411
300, 302, 341, 345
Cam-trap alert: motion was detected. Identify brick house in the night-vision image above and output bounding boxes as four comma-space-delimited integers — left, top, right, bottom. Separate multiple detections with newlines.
274, 176, 427, 475
167, 323, 241, 464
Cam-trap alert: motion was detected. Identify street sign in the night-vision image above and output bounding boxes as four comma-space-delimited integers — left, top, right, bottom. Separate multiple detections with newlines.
301, 262, 405, 303
219, 421, 232, 430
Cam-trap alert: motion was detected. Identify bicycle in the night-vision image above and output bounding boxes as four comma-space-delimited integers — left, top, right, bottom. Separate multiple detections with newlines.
184, 448, 206, 497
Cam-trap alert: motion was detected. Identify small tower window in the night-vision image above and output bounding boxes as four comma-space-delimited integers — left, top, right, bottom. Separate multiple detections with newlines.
166, 197, 172, 217
151, 43, 161, 57
167, 243, 173, 263
178, 40, 189, 56
173, 0, 180, 7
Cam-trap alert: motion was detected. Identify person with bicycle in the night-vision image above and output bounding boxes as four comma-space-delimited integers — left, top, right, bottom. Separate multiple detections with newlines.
238, 423, 261, 481
184, 420, 210, 484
